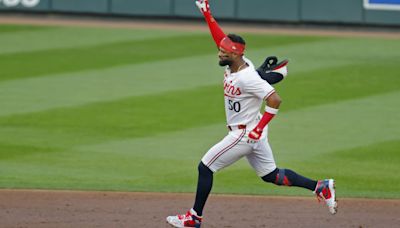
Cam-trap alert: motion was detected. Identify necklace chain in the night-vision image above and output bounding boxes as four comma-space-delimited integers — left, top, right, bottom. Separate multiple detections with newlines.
237, 62, 247, 72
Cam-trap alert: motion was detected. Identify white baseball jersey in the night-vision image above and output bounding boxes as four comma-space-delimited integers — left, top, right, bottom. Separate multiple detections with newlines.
223, 57, 275, 128
202, 57, 277, 177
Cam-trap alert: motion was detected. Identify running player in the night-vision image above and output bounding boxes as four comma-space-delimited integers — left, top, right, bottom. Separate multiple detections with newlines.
166, 1, 337, 227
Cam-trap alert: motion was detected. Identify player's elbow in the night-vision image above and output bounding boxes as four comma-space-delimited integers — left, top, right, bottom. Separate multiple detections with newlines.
274, 93, 282, 105
267, 92, 282, 108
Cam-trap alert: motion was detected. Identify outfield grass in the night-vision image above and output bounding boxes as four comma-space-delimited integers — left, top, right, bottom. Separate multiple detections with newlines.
0, 24, 399, 198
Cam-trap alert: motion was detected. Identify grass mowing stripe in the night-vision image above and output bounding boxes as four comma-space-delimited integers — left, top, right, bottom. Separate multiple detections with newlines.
0, 124, 224, 191
270, 90, 400, 162
284, 140, 400, 198
0, 26, 196, 55
274, 62, 400, 112
0, 24, 55, 33
0, 34, 327, 82
0, 34, 211, 81
246, 37, 400, 76
77, 124, 226, 158
0, 85, 225, 143
0, 143, 55, 160
0, 126, 94, 149
0, 55, 221, 117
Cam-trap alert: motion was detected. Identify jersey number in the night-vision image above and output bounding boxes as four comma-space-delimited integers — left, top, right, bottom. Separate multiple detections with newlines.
228, 100, 241, 112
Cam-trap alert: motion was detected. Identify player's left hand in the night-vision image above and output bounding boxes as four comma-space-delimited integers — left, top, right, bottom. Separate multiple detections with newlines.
195, 0, 210, 13
248, 127, 263, 143
257, 56, 289, 85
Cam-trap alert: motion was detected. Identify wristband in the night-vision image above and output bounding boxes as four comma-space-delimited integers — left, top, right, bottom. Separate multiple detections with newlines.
256, 107, 279, 130
265, 106, 279, 115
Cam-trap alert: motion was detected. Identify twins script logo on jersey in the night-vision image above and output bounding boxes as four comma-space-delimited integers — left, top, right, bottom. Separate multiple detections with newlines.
224, 79, 242, 98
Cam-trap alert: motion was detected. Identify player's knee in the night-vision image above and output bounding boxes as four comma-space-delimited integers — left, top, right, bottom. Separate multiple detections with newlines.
261, 168, 291, 186
198, 162, 213, 176
261, 168, 278, 183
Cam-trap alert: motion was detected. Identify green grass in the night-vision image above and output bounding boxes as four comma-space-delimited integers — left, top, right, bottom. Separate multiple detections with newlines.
0, 24, 399, 199
288, 140, 400, 198
0, 32, 325, 81
276, 62, 400, 112
0, 24, 54, 33
0, 85, 224, 143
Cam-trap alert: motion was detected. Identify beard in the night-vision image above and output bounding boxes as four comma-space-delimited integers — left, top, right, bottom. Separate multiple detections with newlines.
219, 59, 232, 66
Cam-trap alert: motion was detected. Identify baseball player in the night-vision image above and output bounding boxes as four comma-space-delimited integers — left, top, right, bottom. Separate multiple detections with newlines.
167, 1, 337, 227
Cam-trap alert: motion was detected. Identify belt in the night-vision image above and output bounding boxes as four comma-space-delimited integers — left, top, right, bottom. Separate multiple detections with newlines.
227, 124, 246, 131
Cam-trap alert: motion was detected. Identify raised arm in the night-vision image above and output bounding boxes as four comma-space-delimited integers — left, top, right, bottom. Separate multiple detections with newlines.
196, 0, 226, 47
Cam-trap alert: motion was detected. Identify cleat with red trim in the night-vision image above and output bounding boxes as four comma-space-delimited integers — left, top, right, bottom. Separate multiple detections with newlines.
314, 179, 338, 214
166, 208, 202, 228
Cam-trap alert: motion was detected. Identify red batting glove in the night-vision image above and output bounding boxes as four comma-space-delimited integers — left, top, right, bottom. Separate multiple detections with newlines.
248, 108, 278, 142
248, 127, 263, 141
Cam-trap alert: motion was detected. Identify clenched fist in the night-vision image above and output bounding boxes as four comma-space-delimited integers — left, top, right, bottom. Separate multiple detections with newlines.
195, 0, 210, 13
248, 127, 263, 142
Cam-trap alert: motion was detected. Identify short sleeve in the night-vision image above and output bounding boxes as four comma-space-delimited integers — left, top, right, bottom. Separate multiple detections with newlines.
245, 73, 275, 100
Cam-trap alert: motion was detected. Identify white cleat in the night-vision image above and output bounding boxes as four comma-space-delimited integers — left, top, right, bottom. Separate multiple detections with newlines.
166, 208, 202, 228
314, 179, 338, 214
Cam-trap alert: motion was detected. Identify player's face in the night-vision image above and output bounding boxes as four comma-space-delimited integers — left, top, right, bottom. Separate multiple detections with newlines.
218, 48, 233, 66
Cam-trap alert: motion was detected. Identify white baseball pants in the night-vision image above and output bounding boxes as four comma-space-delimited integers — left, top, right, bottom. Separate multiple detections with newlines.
201, 127, 277, 177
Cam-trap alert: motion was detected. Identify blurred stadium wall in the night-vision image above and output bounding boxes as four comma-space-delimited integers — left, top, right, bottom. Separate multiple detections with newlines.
0, 0, 399, 27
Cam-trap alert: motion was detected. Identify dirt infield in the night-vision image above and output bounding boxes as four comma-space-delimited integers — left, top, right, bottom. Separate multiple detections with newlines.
1, 190, 399, 228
